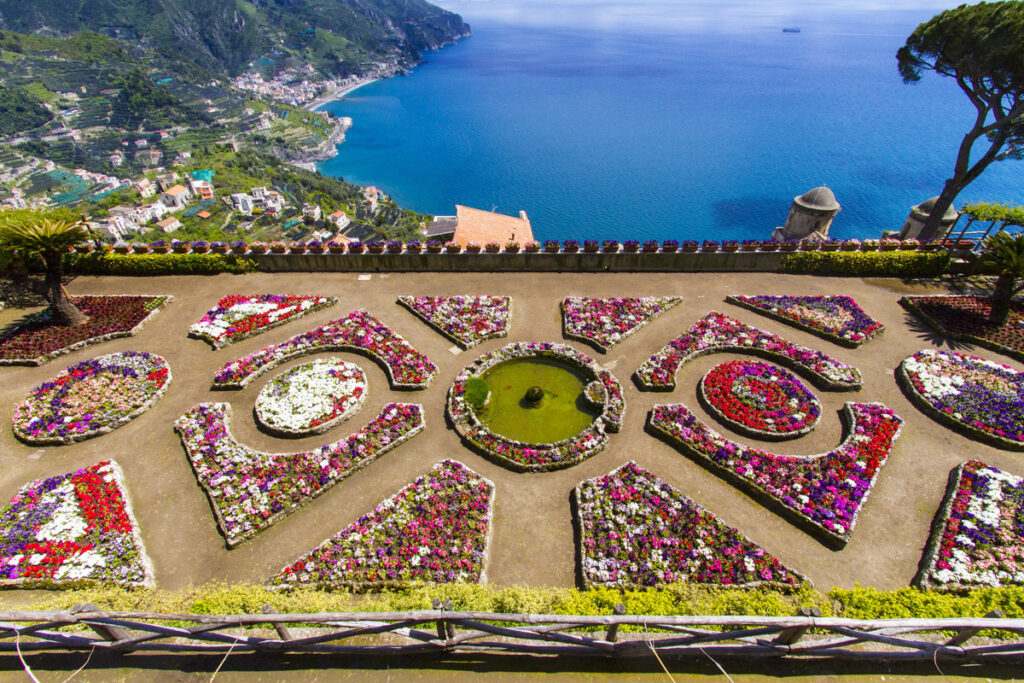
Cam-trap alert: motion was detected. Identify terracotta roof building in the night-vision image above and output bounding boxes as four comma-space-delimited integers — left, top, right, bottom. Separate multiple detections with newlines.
452, 205, 533, 247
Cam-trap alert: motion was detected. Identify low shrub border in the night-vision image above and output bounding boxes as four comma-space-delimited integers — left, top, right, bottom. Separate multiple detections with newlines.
65, 253, 256, 275
780, 251, 950, 277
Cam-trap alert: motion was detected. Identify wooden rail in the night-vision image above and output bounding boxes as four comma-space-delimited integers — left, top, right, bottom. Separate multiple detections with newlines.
0, 607, 1020, 662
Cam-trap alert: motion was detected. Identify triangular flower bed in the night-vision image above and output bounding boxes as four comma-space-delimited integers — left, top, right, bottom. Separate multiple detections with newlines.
916, 460, 1024, 590
0, 461, 154, 588
189, 294, 337, 349
397, 295, 510, 349
727, 295, 883, 347
634, 311, 862, 391
562, 296, 682, 352
575, 462, 807, 589
269, 460, 494, 590
212, 309, 437, 389
647, 402, 902, 548
174, 402, 426, 547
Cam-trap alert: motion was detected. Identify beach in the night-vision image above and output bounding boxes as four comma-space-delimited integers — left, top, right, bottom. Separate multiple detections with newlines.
305, 77, 380, 112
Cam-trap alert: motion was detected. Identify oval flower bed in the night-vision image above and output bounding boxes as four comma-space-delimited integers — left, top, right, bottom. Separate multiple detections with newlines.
915, 460, 1024, 590
255, 359, 367, 437
575, 462, 807, 589
189, 294, 337, 349
12, 351, 172, 445
898, 349, 1024, 450
447, 342, 624, 472
561, 296, 682, 352
0, 460, 154, 588
699, 360, 820, 439
726, 295, 884, 348
634, 311, 862, 391
269, 460, 494, 590
647, 402, 903, 548
397, 295, 510, 349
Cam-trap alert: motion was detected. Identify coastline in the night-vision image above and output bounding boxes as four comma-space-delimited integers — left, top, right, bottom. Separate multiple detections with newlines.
305, 77, 380, 112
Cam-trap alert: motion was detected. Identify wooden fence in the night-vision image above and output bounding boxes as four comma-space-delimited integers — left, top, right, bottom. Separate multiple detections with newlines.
0, 604, 1021, 662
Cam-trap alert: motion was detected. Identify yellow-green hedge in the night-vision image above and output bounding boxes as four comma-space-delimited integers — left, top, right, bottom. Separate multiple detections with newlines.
64, 253, 256, 275
781, 250, 950, 277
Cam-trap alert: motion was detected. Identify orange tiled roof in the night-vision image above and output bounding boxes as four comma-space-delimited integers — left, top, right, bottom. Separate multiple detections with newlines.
452, 205, 533, 247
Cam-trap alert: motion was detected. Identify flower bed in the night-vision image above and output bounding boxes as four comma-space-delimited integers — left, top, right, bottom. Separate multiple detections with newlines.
634, 311, 862, 391
448, 342, 624, 472
575, 462, 807, 589
174, 402, 426, 547
897, 350, 1024, 450
212, 309, 437, 390
269, 460, 494, 590
561, 296, 682, 352
0, 295, 172, 366
726, 295, 884, 348
647, 402, 903, 548
0, 461, 154, 588
396, 295, 511, 349
699, 360, 820, 439
188, 294, 337, 349
916, 460, 1024, 590
899, 295, 1024, 362
255, 359, 367, 437
12, 351, 172, 445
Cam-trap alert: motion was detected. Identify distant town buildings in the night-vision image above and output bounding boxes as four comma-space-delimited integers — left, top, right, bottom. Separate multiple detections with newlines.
160, 184, 192, 210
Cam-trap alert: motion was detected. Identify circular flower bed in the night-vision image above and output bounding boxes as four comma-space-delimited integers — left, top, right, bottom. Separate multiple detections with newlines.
898, 349, 1024, 450
448, 342, 624, 472
255, 359, 367, 436
12, 351, 171, 445
699, 360, 820, 439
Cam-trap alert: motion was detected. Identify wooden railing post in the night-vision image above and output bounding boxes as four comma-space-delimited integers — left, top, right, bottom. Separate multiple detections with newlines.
605, 603, 627, 642
261, 604, 294, 642
71, 603, 133, 649
773, 606, 820, 646
432, 599, 447, 641
944, 609, 1004, 647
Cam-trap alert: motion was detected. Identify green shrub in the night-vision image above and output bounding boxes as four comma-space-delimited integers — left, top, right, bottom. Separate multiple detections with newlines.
65, 253, 256, 275
830, 585, 1024, 620
781, 250, 950, 277
465, 377, 490, 409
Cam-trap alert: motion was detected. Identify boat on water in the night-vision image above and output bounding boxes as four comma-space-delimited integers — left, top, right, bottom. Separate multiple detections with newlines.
782, 27, 801, 33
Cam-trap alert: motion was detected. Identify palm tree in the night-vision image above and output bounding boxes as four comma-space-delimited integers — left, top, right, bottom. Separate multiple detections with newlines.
979, 231, 1024, 325
0, 212, 90, 326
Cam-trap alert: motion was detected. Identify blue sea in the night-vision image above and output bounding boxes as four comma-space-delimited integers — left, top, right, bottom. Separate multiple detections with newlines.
317, 0, 1024, 242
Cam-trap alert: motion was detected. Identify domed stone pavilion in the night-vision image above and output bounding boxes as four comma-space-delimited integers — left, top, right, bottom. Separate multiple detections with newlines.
771, 186, 840, 242
898, 197, 959, 240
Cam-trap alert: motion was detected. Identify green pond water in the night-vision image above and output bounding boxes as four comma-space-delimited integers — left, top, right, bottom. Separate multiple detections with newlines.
478, 358, 598, 443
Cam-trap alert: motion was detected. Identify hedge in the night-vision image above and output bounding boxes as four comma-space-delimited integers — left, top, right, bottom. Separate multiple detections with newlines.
829, 585, 1024, 620
781, 251, 950, 277
64, 253, 257, 276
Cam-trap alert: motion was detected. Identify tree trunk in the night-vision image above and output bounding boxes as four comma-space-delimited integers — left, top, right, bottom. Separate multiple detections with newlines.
988, 272, 1016, 325
43, 251, 87, 326
919, 183, 961, 241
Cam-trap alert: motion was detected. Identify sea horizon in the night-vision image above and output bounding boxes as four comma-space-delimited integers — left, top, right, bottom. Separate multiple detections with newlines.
316, 1, 1024, 242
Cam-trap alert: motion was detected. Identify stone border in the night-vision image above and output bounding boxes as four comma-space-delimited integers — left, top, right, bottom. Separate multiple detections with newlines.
267, 460, 495, 592
189, 295, 338, 350
396, 295, 511, 350
899, 295, 1024, 363
12, 352, 173, 446
447, 342, 624, 473
0, 295, 173, 366
697, 361, 821, 441
572, 461, 811, 591
646, 402, 901, 549
175, 402, 426, 548
254, 358, 368, 438
561, 296, 682, 353
896, 354, 1024, 452
726, 295, 884, 348
0, 460, 156, 589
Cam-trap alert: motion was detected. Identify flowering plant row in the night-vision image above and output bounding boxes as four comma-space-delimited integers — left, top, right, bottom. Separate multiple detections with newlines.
726, 295, 884, 348
699, 360, 820, 439
0, 461, 154, 588
255, 358, 367, 437
212, 309, 437, 390
576, 462, 807, 589
12, 351, 171, 446
0, 295, 172, 366
397, 295, 511, 349
174, 402, 425, 547
189, 294, 337, 349
916, 460, 1024, 590
900, 295, 1024, 362
634, 311, 862, 391
448, 342, 624, 471
647, 402, 903, 548
269, 460, 494, 590
898, 349, 1024, 450
561, 296, 682, 352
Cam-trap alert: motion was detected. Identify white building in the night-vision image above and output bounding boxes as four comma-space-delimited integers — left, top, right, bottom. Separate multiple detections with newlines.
231, 193, 255, 214
160, 184, 192, 210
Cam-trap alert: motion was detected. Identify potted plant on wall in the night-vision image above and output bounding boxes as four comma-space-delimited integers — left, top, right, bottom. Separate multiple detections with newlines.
465, 241, 482, 253
445, 241, 462, 253
348, 240, 365, 254
661, 239, 679, 253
